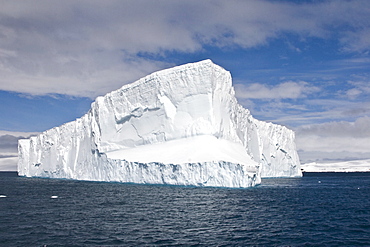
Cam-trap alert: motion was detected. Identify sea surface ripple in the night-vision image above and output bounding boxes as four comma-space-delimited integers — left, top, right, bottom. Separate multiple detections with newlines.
1, 172, 369, 246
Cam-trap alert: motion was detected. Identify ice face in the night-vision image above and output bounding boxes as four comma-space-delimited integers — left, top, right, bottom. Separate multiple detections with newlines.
18, 59, 301, 188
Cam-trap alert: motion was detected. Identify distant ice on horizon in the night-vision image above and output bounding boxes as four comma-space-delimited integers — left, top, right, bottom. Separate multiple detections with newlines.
301, 159, 370, 172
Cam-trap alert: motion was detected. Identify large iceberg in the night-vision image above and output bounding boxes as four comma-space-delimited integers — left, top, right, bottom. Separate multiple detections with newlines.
18, 60, 301, 187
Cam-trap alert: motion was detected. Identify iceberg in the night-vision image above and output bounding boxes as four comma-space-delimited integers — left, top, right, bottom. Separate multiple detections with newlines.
18, 60, 302, 187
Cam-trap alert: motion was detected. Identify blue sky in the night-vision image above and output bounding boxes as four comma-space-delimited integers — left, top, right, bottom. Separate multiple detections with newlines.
1, 0, 370, 170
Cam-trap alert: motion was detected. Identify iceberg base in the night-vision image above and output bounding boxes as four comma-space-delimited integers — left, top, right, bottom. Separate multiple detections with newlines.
21, 158, 260, 188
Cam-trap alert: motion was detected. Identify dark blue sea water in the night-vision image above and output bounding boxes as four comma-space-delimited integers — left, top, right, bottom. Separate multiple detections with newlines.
1, 172, 370, 246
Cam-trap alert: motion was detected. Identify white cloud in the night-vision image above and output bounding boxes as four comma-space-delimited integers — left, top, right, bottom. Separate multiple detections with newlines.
0, 55, 168, 98
0, 132, 37, 152
297, 116, 370, 138
298, 150, 370, 164
295, 116, 370, 162
297, 135, 369, 153
235, 81, 319, 99
0, 131, 37, 171
347, 78, 370, 98
346, 88, 362, 99
248, 93, 370, 127
341, 29, 370, 53
0, 0, 370, 97
0, 157, 17, 171
0, 130, 39, 137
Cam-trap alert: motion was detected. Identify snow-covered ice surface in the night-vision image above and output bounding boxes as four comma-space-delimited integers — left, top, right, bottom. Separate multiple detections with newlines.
301, 159, 370, 172
18, 60, 301, 187
106, 135, 255, 166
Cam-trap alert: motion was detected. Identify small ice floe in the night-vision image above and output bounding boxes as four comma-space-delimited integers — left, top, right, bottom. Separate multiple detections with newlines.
0, 195, 7, 198
50, 195, 58, 199
318, 181, 321, 183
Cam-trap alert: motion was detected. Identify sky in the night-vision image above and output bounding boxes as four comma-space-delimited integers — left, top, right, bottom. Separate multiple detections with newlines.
1, 0, 370, 171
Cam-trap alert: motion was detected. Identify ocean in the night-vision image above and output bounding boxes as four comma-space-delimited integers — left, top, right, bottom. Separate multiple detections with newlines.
1, 172, 369, 246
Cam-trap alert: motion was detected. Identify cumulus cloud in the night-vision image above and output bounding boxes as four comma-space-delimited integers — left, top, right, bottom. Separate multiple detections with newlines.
0, 0, 370, 98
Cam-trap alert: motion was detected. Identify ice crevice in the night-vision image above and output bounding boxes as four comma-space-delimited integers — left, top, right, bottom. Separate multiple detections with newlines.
18, 59, 302, 188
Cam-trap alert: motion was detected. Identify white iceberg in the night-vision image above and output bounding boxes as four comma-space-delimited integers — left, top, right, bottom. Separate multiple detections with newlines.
18, 60, 302, 187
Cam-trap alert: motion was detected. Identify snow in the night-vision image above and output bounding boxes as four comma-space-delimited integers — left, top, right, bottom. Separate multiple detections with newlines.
106, 135, 257, 169
18, 59, 302, 187
301, 159, 370, 172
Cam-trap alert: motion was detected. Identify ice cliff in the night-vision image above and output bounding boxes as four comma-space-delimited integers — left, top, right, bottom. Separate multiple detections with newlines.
18, 60, 302, 187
